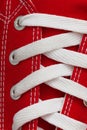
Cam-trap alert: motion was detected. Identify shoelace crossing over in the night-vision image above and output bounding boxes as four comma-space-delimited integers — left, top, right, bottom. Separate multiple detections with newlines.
9, 13, 87, 130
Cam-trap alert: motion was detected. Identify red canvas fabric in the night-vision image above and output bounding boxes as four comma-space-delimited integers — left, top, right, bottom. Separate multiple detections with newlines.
0, 0, 87, 130
0, 0, 41, 130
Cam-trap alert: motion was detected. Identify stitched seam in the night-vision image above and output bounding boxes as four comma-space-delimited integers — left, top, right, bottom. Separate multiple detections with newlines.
64, 36, 87, 116
0, 14, 7, 19
28, 28, 35, 130
31, 27, 40, 130
0, 0, 37, 130
31, 27, 41, 130
19, 0, 30, 13
8, 0, 11, 16
63, 95, 71, 114
19, 0, 39, 130
20, 1, 32, 129
9, 3, 22, 18
24, 0, 34, 12
20, 1, 33, 129
0, 18, 4, 22
20, 0, 34, 12
21, 1, 39, 130
32, 28, 35, 130
33, 27, 40, 130
63, 67, 79, 115
29, 28, 35, 130
67, 36, 87, 116
8, 3, 23, 23
0, 15, 6, 22
0, 0, 11, 129
0, 3, 23, 23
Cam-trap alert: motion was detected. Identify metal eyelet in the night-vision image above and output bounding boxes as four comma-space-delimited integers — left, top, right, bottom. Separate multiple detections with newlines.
83, 100, 87, 107
9, 51, 19, 65
10, 87, 21, 100
14, 16, 25, 31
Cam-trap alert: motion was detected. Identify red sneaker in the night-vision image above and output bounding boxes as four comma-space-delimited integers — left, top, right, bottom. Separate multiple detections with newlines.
0, 0, 87, 130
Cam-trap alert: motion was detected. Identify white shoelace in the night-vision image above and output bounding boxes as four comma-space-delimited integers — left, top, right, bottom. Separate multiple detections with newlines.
9, 13, 87, 130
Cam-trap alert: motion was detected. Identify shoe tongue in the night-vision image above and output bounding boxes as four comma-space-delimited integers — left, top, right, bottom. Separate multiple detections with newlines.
32, 0, 87, 20
61, 35, 87, 130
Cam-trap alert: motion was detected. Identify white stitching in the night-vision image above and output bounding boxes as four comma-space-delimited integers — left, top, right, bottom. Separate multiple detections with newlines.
33, 27, 40, 130
0, 0, 38, 130
67, 36, 87, 116
0, 14, 6, 19
29, 28, 35, 130
0, 3, 23, 23
19, 1, 32, 129
64, 36, 87, 116
0, 18, 4, 22
0, 0, 39, 129
19, 0, 30, 13
32, 27, 35, 130
9, 3, 22, 18
73, 68, 79, 81
8, 3, 23, 23
63, 95, 71, 114
66, 97, 74, 116
20, 0, 34, 12
0, 0, 11, 129
19, 0, 39, 130
8, 0, 11, 16
63, 67, 79, 115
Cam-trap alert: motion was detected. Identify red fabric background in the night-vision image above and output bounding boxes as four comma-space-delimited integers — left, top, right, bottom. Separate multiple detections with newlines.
0, 0, 87, 130
0, 0, 41, 130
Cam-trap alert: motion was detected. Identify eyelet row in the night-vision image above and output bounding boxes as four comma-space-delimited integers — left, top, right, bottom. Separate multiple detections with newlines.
10, 16, 25, 100
9, 16, 87, 107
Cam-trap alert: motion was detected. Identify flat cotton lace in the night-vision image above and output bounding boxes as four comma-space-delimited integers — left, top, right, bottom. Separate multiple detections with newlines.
9, 13, 87, 130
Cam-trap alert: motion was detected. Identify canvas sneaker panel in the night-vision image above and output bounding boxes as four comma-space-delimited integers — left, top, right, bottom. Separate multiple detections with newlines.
0, 0, 41, 130
0, 0, 87, 130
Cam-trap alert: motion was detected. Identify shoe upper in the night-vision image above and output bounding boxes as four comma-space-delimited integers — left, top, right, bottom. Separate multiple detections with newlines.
0, 0, 87, 130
